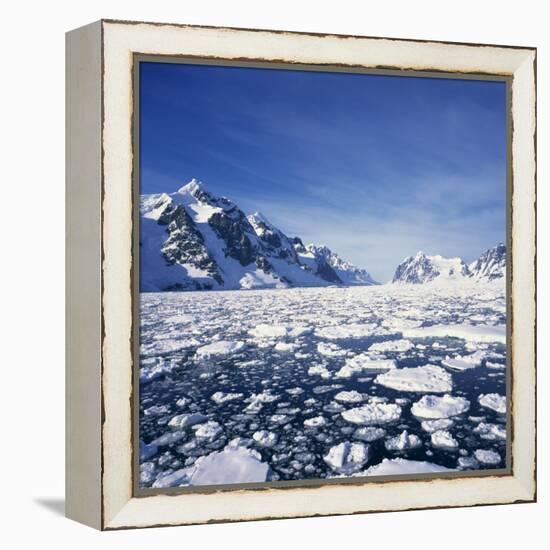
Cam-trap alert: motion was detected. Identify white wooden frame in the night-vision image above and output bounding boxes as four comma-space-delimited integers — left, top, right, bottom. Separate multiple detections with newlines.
66, 19, 536, 530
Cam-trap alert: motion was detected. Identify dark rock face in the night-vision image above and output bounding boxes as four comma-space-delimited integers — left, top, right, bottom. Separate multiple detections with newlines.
208, 211, 255, 266
469, 243, 506, 280
156, 201, 223, 286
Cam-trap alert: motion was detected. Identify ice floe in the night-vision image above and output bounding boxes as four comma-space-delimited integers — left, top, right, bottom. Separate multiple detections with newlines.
334, 390, 366, 403
473, 422, 507, 440
430, 430, 459, 449
168, 413, 208, 429
304, 416, 328, 428
478, 393, 506, 414
335, 354, 396, 378
252, 430, 278, 447
211, 391, 244, 404
420, 418, 454, 433
341, 403, 402, 425
369, 339, 414, 353
364, 458, 453, 476
474, 449, 501, 465
375, 364, 452, 393
411, 394, 470, 419
441, 350, 486, 371
353, 427, 386, 442
384, 430, 422, 451
403, 323, 506, 344
323, 442, 370, 474
195, 340, 245, 357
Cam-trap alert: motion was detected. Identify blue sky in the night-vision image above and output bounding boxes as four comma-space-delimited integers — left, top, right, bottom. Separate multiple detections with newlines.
140, 61, 506, 282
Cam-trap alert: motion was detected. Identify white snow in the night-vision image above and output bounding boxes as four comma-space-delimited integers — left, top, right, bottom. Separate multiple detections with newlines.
374, 364, 452, 393
478, 393, 506, 414
430, 430, 459, 449
323, 442, 370, 474
195, 340, 245, 357
384, 430, 422, 451
411, 394, 470, 419
341, 403, 402, 425
403, 323, 506, 344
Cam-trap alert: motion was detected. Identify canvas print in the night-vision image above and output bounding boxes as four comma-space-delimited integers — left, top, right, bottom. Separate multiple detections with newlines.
137, 61, 508, 490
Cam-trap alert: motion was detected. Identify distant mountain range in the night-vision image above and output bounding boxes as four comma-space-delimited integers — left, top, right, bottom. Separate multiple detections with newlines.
140, 178, 505, 291
140, 179, 377, 291
391, 243, 506, 284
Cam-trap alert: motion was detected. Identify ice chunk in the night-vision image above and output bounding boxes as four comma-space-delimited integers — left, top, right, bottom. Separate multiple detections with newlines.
457, 456, 479, 469
195, 340, 245, 357
336, 354, 396, 378
430, 430, 459, 449
211, 391, 244, 404
315, 323, 378, 340
364, 458, 453, 476
168, 413, 208, 429
375, 365, 452, 393
317, 342, 348, 357
323, 442, 370, 474
478, 393, 506, 414
252, 430, 278, 448
442, 350, 486, 371
192, 421, 222, 440
248, 324, 287, 338
274, 342, 297, 353
420, 418, 454, 433
341, 403, 402, 425
403, 323, 506, 344
369, 339, 414, 353
411, 394, 470, 419
140, 440, 158, 461
308, 364, 331, 379
353, 427, 386, 442
474, 449, 501, 465
473, 422, 507, 440
304, 416, 328, 428
384, 430, 422, 451
334, 390, 366, 403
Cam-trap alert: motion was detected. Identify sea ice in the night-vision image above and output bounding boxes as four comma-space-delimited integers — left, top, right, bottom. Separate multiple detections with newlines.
369, 339, 414, 353
341, 403, 402, 425
442, 350, 486, 371
353, 427, 386, 442
315, 323, 378, 340
211, 391, 244, 404
334, 390, 366, 403
248, 324, 287, 339
478, 393, 506, 414
308, 364, 331, 379
195, 340, 245, 357
252, 430, 278, 448
336, 354, 396, 378
168, 413, 208, 429
384, 430, 422, 451
411, 394, 470, 419
473, 422, 507, 440
192, 421, 222, 440
375, 364, 452, 393
364, 458, 452, 476
430, 430, 459, 449
420, 418, 454, 433
474, 449, 501, 465
402, 323, 506, 344
323, 442, 370, 474
304, 416, 328, 428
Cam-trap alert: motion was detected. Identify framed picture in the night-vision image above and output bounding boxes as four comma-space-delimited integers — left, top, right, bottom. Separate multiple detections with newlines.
66, 19, 536, 530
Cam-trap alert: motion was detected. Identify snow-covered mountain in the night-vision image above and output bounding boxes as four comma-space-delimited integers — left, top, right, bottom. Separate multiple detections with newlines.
469, 243, 506, 281
392, 245, 506, 285
392, 252, 470, 284
140, 179, 378, 291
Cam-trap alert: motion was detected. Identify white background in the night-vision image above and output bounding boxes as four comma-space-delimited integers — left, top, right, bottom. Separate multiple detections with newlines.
1, 0, 546, 547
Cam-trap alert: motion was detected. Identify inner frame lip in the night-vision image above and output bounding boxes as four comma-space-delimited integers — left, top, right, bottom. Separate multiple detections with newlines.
130, 52, 513, 498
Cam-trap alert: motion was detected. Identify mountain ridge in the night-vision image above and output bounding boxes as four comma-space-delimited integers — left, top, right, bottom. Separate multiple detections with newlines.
140, 179, 378, 291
